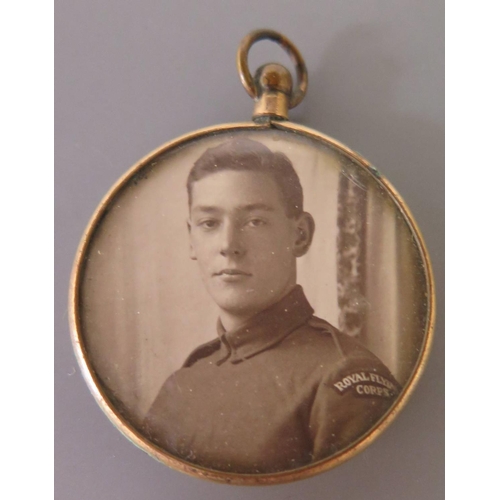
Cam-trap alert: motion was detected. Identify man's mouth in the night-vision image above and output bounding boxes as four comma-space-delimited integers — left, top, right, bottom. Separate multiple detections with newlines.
214, 269, 252, 277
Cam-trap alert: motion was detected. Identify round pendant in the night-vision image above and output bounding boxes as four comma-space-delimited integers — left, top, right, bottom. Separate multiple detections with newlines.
69, 30, 434, 485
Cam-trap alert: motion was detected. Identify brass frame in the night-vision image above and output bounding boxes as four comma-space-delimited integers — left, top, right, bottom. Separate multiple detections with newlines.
69, 120, 435, 486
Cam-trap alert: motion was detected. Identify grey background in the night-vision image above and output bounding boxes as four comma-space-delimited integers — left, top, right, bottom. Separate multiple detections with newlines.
55, 1, 444, 499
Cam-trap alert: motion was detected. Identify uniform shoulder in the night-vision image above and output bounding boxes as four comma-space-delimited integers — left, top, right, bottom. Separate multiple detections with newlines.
284, 316, 352, 361
294, 315, 358, 353
182, 337, 221, 368
295, 316, 401, 389
304, 316, 380, 360
305, 315, 341, 336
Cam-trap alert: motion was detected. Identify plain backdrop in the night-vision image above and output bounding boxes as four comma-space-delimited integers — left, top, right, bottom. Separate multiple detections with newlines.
55, 1, 444, 499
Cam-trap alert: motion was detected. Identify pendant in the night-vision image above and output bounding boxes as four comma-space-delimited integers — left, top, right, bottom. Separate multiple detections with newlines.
69, 29, 435, 485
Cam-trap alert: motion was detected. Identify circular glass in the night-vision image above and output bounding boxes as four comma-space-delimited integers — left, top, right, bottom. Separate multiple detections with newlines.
70, 122, 434, 484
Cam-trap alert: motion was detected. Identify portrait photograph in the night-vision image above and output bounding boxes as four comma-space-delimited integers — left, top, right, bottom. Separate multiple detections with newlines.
74, 127, 432, 476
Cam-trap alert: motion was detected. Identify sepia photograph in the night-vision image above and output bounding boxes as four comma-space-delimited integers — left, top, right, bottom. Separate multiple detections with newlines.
76, 127, 431, 475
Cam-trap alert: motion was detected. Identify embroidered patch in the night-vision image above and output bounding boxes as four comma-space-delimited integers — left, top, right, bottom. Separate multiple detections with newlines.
327, 371, 398, 399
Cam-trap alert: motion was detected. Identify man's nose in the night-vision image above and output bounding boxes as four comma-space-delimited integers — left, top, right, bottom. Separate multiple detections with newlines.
220, 221, 245, 257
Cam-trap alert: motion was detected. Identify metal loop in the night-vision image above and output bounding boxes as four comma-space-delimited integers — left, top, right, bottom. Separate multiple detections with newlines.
237, 29, 308, 109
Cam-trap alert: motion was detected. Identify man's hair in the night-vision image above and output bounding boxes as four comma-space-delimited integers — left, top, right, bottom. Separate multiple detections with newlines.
187, 138, 304, 218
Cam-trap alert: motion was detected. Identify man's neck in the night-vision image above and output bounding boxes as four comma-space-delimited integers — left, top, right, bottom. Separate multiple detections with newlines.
218, 310, 256, 332
218, 283, 297, 332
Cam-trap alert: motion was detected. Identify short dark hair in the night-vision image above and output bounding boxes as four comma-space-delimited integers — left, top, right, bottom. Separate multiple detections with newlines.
186, 138, 304, 218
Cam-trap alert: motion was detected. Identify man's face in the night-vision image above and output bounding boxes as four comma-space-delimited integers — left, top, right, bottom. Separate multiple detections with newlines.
188, 170, 301, 320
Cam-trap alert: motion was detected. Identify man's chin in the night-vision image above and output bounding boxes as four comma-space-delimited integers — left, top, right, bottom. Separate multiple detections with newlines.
211, 291, 262, 316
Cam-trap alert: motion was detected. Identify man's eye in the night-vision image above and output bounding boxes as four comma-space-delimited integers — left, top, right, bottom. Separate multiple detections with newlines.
199, 219, 219, 229
247, 218, 266, 228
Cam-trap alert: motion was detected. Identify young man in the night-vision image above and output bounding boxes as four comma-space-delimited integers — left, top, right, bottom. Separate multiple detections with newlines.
143, 138, 400, 474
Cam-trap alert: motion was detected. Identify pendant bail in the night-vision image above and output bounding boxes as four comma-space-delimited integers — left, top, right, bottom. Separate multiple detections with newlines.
237, 29, 308, 121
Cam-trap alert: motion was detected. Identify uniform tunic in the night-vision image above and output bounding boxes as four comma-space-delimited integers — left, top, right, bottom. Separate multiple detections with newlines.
143, 286, 400, 474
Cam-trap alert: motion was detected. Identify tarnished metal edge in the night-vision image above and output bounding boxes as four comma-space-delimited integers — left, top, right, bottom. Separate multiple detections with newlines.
68, 120, 436, 486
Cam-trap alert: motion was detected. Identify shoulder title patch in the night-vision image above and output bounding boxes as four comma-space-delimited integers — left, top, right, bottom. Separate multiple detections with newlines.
327, 371, 399, 399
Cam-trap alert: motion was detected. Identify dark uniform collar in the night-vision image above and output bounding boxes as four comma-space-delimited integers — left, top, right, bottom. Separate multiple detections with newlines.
215, 285, 314, 364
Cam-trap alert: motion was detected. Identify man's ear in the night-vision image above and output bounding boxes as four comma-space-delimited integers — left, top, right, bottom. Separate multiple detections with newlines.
187, 218, 197, 260
292, 212, 315, 257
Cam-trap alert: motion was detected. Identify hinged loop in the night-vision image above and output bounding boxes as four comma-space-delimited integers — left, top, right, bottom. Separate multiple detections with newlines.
237, 29, 308, 110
